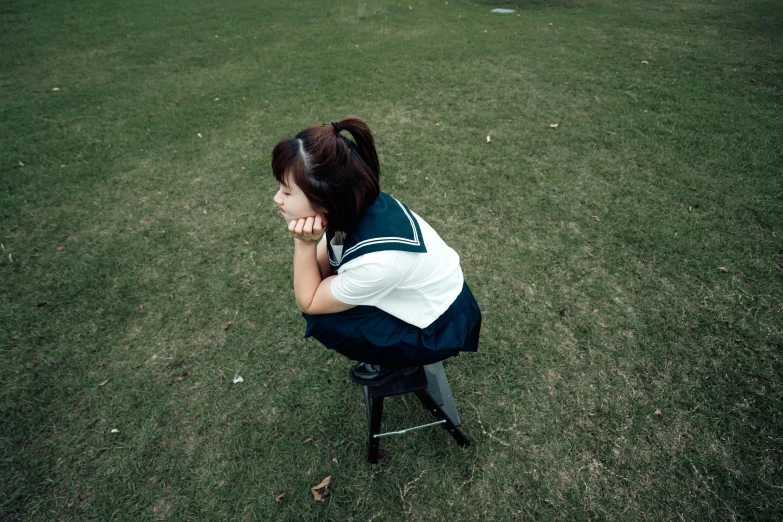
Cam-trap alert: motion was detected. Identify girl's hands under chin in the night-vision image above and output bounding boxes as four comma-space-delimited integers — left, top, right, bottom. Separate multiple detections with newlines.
288, 214, 327, 244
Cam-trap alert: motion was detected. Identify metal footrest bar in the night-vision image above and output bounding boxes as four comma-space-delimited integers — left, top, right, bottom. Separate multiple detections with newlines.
373, 419, 446, 438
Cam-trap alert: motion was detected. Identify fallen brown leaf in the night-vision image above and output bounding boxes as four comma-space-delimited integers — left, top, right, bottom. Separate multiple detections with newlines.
98, 380, 108, 387
177, 372, 189, 381
719, 267, 729, 273
224, 321, 232, 331
275, 493, 285, 503
303, 436, 315, 443
56, 245, 64, 251
311, 476, 332, 502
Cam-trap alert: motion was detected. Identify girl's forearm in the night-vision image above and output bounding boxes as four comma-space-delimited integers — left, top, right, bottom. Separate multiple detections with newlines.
292, 239, 321, 311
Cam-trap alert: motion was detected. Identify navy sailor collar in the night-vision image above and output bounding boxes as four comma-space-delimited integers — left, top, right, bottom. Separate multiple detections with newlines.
327, 192, 427, 269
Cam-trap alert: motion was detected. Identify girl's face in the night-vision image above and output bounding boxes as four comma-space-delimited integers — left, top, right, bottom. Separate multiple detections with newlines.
273, 177, 316, 224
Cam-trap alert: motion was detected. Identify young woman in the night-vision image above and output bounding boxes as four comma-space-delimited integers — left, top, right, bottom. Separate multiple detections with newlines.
272, 116, 481, 386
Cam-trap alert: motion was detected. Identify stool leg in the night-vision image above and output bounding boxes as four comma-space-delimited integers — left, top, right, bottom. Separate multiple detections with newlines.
414, 390, 470, 447
367, 395, 385, 463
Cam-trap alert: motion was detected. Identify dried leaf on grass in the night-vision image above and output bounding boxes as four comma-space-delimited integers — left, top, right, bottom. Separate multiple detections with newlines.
302, 436, 315, 443
275, 492, 285, 503
311, 476, 332, 502
719, 267, 729, 273
177, 372, 189, 381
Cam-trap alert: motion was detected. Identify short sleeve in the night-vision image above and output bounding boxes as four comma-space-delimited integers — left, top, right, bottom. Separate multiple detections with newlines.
329, 254, 406, 306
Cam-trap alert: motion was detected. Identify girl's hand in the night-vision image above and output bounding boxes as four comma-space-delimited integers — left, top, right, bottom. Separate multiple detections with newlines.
288, 214, 327, 244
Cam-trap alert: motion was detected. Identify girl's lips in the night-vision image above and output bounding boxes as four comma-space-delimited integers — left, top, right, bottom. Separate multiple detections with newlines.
279, 207, 285, 214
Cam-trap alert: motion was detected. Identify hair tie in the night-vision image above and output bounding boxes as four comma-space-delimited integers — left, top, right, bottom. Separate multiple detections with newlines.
331, 121, 342, 134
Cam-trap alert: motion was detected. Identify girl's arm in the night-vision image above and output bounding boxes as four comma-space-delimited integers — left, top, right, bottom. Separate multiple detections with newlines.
316, 238, 332, 280
290, 216, 355, 314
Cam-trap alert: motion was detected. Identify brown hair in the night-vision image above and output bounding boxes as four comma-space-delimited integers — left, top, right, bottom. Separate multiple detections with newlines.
271, 116, 380, 232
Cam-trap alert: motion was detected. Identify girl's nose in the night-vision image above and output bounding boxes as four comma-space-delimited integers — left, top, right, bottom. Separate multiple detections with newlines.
273, 190, 283, 205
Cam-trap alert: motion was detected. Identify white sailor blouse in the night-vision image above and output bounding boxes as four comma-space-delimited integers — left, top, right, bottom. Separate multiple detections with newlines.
326, 192, 465, 329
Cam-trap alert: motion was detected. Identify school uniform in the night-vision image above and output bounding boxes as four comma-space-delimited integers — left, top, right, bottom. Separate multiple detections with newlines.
302, 192, 481, 369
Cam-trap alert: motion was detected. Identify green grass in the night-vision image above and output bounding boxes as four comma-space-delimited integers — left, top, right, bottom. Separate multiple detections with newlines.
1, 0, 781, 519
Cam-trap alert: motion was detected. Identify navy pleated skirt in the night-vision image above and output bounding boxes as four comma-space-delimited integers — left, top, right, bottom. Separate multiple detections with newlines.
303, 282, 481, 369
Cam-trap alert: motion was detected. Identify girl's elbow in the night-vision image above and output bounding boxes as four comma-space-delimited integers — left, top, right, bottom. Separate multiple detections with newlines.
296, 299, 314, 314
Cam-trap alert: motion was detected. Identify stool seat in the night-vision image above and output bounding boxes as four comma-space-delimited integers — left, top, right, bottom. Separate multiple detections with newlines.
361, 361, 469, 463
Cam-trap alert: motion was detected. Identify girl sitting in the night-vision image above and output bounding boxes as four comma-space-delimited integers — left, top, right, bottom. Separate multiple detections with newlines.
272, 116, 481, 386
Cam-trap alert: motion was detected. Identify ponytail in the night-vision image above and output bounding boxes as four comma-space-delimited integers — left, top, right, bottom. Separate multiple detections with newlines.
333, 116, 380, 181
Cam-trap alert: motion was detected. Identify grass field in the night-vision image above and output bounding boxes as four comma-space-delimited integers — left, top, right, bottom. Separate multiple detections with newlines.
1, 0, 782, 520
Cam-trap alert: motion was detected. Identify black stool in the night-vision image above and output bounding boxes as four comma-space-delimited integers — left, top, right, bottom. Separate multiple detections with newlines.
361, 361, 470, 463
